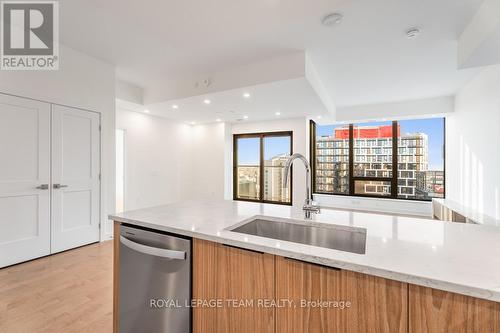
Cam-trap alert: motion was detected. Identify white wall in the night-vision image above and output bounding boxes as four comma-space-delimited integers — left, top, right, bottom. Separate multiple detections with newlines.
116, 116, 308, 210
0, 44, 116, 240
447, 64, 500, 220
230, 117, 307, 207
335, 96, 454, 123
116, 116, 307, 209
116, 111, 227, 209
186, 123, 227, 200
116, 80, 143, 104
116, 109, 192, 210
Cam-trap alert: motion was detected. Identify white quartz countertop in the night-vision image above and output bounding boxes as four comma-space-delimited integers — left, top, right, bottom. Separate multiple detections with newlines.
110, 200, 500, 302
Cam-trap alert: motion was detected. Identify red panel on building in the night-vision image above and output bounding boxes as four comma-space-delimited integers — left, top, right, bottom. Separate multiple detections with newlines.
334, 127, 349, 139
334, 125, 400, 139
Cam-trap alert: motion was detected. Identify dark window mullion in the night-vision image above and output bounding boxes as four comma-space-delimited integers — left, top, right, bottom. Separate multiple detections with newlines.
259, 134, 264, 201
233, 135, 238, 200
392, 121, 398, 199
348, 124, 354, 196
290, 133, 294, 203
443, 118, 446, 199
352, 177, 393, 182
309, 120, 316, 194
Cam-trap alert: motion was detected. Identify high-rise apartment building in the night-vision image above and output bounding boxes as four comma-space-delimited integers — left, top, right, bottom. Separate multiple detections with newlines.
263, 153, 290, 202
236, 154, 291, 202
237, 166, 259, 200
315, 125, 437, 199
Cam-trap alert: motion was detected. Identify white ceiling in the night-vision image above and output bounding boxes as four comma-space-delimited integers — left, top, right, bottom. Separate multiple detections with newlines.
61, 0, 484, 111
305, 0, 483, 107
117, 78, 328, 124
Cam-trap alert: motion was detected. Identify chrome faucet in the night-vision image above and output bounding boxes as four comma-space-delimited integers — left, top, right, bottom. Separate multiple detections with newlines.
283, 153, 321, 219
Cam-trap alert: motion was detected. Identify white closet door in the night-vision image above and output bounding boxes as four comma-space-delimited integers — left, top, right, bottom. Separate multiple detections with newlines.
51, 105, 100, 253
0, 94, 51, 268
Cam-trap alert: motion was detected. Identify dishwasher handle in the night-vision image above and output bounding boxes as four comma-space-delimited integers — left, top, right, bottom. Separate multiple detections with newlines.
120, 236, 186, 260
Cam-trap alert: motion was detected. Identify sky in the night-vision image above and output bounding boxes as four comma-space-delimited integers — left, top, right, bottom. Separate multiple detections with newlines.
237, 136, 291, 165
237, 118, 444, 169
399, 118, 445, 170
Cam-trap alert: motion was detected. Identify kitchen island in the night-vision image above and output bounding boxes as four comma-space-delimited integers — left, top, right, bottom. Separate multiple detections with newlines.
110, 200, 500, 332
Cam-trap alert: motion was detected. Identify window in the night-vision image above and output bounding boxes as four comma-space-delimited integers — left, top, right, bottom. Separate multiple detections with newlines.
234, 132, 292, 205
311, 118, 445, 201
314, 124, 349, 194
398, 118, 445, 200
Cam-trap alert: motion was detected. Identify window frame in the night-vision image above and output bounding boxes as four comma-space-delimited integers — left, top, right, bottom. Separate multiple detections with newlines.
233, 131, 293, 206
310, 118, 446, 202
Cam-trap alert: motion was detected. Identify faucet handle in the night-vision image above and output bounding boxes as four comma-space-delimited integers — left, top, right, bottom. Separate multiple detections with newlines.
303, 202, 321, 213
302, 202, 320, 219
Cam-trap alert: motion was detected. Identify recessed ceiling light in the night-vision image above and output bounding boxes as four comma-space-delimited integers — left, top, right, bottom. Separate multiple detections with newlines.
144, 109, 150, 113
172, 104, 179, 109
203, 99, 211, 105
216, 118, 222, 122
243, 93, 251, 98
190, 121, 196, 125
275, 112, 281, 116
321, 13, 343, 27
406, 27, 421, 39
243, 115, 249, 119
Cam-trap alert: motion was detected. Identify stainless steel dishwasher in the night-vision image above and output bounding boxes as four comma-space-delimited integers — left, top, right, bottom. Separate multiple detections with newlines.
119, 224, 191, 333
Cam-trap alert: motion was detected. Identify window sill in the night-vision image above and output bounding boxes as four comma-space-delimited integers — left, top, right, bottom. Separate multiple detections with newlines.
313, 193, 432, 218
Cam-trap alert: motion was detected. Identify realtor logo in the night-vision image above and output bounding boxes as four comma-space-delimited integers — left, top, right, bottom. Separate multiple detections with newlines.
1, 1, 58, 70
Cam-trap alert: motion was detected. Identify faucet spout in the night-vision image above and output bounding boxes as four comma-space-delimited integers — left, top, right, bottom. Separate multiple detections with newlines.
283, 153, 320, 219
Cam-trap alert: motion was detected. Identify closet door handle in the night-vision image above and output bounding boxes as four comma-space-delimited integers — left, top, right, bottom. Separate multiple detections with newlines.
36, 184, 49, 190
53, 184, 68, 189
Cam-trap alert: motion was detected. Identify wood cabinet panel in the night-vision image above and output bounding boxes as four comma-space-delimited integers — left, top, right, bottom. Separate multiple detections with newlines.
193, 239, 275, 333
216, 244, 275, 333
409, 285, 500, 333
192, 239, 500, 333
192, 238, 218, 333
275, 256, 407, 333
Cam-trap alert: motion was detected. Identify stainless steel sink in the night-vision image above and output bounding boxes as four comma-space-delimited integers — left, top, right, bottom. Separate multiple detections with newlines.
230, 218, 366, 254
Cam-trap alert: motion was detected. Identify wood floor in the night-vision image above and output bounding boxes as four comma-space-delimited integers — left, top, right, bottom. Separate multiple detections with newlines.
0, 241, 113, 333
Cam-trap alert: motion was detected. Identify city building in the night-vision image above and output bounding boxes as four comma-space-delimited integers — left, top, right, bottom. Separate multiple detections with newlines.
237, 166, 260, 200
416, 170, 445, 198
263, 154, 290, 202
237, 154, 291, 202
315, 125, 443, 200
